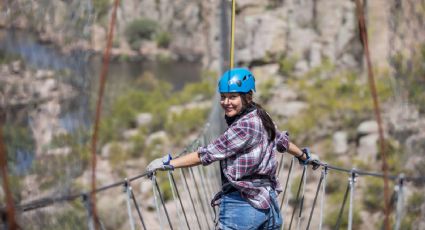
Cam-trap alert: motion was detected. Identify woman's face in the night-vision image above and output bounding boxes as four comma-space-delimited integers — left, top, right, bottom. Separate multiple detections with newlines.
220, 93, 243, 117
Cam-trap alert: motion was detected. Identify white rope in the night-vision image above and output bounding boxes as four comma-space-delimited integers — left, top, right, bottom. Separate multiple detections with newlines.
296, 165, 308, 230
347, 171, 357, 230
281, 157, 295, 230
168, 171, 186, 230
124, 181, 136, 230
395, 174, 405, 230
152, 174, 165, 230
318, 167, 328, 230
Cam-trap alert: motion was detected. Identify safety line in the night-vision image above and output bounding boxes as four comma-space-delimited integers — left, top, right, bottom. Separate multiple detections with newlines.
288, 166, 306, 230
129, 185, 147, 230
306, 168, 324, 230
153, 176, 174, 230
89, 0, 120, 229
181, 168, 203, 230
169, 172, 191, 230
281, 157, 295, 230
0, 112, 18, 230
230, 0, 236, 68
334, 179, 350, 230
354, 0, 391, 228
13, 159, 425, 214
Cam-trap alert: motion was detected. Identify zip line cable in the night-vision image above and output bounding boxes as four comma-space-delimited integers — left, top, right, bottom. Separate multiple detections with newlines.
89, 0, 120, 229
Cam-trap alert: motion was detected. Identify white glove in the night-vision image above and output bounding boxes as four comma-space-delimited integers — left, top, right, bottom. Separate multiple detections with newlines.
146, 154, 174, 172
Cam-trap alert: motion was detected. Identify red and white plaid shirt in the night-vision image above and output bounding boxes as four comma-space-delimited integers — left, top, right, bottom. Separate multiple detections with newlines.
198, 109, 289, 209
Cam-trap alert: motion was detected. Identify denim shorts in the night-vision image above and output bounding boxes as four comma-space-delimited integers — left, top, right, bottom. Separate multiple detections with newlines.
218, 189, 282, 230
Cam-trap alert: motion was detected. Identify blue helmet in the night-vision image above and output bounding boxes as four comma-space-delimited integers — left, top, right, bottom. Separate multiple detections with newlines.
218, 68, 256, 93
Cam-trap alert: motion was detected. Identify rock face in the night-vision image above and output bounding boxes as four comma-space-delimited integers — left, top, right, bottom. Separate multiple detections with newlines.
0, 61, 76, 155
6, 0, 424, 73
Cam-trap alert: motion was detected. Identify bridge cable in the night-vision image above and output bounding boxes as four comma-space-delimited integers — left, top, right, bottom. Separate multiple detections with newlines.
167, 172, 186, 230
334, 177, 351, 230
180, 168, 203, 230
347, 171, 357, 230
152, 174, 165, 230
394, 174, 405, 230
124, 180, 136, 230
169, 172, 191, 230
129, 184, 147, 230
288, 165, 306, 230
318, 166, 328, 230
280, 157, 295, 210
196, 166, 215, 222
296, 165, 308, 230
189, 167, 212, 229
153, 175, 174, 230
306, 167, 325, 230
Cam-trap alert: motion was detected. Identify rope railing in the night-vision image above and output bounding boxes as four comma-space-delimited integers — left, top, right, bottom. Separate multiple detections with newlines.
1, 153, 424, 229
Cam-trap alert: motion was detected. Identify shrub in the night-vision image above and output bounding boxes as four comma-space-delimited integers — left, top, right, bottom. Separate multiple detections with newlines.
93, 0, 110, 19
125, 19, 158, 50
362, 177, 384, 212
155, 31, 171, 48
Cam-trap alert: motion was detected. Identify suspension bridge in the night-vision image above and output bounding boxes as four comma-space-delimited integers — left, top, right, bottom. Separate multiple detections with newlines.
1, 0, 424, 229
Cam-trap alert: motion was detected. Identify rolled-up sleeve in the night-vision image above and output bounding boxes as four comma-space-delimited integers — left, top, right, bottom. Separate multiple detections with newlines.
276, 131, 289, 152
198, 121, 251, 165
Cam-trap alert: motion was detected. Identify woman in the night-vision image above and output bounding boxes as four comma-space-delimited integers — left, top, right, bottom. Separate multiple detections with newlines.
147, 67, 319, 229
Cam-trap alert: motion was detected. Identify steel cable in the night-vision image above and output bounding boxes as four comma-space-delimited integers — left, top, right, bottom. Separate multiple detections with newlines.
288, 165, 306, 230
306, 168, 325, 230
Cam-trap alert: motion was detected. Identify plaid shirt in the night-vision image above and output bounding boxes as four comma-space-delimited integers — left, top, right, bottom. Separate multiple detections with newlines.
198, 109, 289, 209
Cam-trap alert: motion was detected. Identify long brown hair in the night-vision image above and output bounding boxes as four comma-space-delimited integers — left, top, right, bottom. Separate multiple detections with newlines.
240, 92, 276, 142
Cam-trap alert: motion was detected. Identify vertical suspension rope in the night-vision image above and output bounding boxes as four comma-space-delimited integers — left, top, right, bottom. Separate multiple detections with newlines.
306, 168, 325, 230
318, 166, 328, 230
288, 165, 306, 230
280, 157, 295, 209
0, 112, 18, 230
153, 176, 174, 230
124, 180, 136, 230
296, 166, 308, 230
334, 178, 351, 230
167, 172, 186, 230
189, 167, 212, 229
89, 1, 120, 229
169, 172, 191, 230
130, 185, 147, 230
181, 168, 203, 230
230, 0, 236, 68
354, 1, 391, 229
152, 175, 165, 230
394, 174, 405, 230
83, 194, 95, 230
347, 171, 357, 230
197, 166, 215, 221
